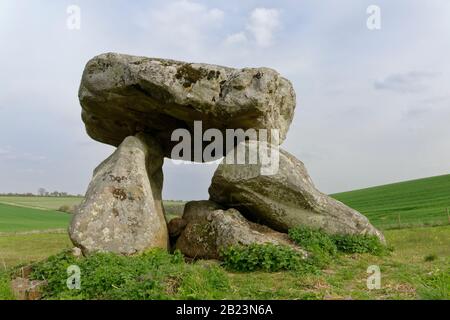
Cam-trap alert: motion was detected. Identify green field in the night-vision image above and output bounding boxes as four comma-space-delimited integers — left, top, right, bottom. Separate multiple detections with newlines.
0, 203, 71, 233
0, 232, 72, 267
0, 196, 82, 211
0, 176, 449, 300
332, 174, 450, 229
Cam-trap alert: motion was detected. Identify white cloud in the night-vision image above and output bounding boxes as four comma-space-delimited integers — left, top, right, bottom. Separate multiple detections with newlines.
246, 8, 280, 47
137, 0, 224, 52
224, 32, 247, 46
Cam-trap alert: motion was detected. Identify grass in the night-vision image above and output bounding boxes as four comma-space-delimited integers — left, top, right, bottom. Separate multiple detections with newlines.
0, 196, 83, 211
0, 225, 448, 300
226, 225, 449, 300
332, 174, 450, 230
0, 175, 449, 300
0, 232, 72, 268
0, 203, 71, 233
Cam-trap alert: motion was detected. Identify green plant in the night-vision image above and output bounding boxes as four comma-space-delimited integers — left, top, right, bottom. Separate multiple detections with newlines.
288, 227, 337, 256
289, 226, 388, 257
288, 227, 339, 268
220, 243, 308, 272
424, 254, 437, 262
29, 249, 231, 300
0, 271, 15, 300
330, 234, 387, 255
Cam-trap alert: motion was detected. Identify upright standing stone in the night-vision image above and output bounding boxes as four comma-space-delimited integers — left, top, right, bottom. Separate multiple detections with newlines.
69, 133, 169, 255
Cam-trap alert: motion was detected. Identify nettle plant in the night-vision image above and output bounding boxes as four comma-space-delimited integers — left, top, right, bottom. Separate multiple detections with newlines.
220, 243, 312, 273
221, 227, 389, 273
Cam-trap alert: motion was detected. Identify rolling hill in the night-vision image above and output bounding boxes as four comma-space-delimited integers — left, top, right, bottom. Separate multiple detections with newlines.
332, 174, 450, 229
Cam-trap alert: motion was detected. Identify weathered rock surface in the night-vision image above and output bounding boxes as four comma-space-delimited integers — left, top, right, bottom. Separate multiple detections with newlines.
175, 201, 306, 259
79, 53, 296, 160
11, 278, 47, 300
69, 133, 169, 255
209, 142, 385, 242
167, 217, 187, 239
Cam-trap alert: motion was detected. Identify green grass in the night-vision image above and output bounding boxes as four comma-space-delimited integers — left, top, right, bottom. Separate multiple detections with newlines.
1, 225, 448, 300
332, 174, 450, 230
0, 203, 71, 233
0, 175, 449, 300
0, 196, 83, 211
0, 232, 73, 268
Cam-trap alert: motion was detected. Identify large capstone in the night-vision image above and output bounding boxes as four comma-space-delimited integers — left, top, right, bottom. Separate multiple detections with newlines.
209, 142, 385, 242
69, 133, 169, 255
79, 53, 296, 160
174, 201, 306, 259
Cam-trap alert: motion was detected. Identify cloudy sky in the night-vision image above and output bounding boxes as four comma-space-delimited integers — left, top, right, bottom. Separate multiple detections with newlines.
0, 0, 449, 199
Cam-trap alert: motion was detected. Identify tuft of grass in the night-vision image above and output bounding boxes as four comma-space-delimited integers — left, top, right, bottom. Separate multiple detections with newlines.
424, 254, 438, 262
0, 271, 15, 300
417, 271, 450, 300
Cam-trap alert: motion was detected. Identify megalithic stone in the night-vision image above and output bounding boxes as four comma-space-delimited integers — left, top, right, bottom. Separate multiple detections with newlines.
69, 133, 169, 255
78, 53, 296, 160
174, 201, 307, 260
208, 141, 385, 242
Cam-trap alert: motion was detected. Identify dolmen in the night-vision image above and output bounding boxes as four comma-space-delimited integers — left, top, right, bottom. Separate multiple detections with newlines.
69, 53, 383, 257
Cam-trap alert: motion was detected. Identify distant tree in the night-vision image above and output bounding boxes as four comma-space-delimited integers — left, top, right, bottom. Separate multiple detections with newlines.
38, 188, 47, 196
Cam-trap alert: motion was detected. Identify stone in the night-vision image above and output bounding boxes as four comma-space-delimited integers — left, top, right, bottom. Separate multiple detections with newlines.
72, 247, 83, 258
175, 201, 306, 259
69, 133, 169, 255
209, 142, 385, 242
11, 278, 47, 300
167, 217, 187, 239
79, 53, 296, 160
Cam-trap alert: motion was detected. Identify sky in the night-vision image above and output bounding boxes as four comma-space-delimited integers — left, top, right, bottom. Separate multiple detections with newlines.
0, 0, 449, 199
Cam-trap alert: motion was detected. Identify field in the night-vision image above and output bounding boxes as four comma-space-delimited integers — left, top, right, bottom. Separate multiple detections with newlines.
0, 175, 449, 300
1, 225, 448, 299
332, 174, 450, 229
0, 203, 71, 233
0, 196, 83, 211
